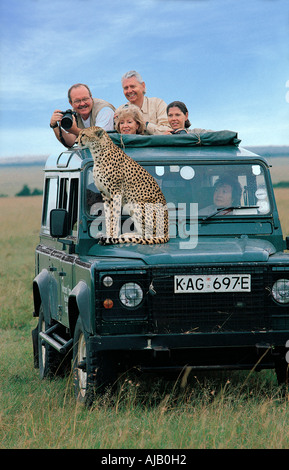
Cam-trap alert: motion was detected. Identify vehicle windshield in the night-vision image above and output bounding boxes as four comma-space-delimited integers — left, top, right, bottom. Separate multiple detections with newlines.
85, 162, 271, 219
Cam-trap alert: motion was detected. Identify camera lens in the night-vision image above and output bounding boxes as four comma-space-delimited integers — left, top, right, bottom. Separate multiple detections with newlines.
61, 113, 73, 130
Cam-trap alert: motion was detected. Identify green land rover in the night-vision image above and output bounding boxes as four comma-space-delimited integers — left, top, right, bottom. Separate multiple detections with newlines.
32, 132, 289, 405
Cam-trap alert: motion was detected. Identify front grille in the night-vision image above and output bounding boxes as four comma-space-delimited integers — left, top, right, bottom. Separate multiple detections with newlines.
149, 265, 271, 333
96, 265, 289, 334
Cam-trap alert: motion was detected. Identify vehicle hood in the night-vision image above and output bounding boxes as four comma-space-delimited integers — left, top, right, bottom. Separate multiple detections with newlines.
87, 236, 276, 266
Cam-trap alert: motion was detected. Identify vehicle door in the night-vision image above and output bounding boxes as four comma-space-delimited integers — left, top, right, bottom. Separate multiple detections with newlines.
56, 177, 79, 326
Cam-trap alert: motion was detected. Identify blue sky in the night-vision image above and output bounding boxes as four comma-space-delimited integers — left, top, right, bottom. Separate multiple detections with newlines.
0, 0, 288, 157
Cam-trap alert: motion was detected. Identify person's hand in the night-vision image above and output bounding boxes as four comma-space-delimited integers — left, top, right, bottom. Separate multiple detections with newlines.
50, 109, 63, 128
171, 128, 187, 134
68, 115, 80, 136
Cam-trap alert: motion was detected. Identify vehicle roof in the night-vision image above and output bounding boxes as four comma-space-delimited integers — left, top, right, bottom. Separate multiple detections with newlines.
44, 133, 268, 171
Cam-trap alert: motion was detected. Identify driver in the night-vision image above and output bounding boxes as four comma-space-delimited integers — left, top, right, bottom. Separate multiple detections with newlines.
199, 175, 242, 215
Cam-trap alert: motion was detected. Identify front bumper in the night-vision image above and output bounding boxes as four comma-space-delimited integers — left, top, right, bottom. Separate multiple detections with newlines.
91, 330, 289, 350
89, 330, 289, 371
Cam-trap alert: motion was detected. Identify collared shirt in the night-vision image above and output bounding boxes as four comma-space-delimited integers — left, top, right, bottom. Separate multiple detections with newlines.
81, 107, 115, 131
116, 96, 171, 135
77, 98, 115, 131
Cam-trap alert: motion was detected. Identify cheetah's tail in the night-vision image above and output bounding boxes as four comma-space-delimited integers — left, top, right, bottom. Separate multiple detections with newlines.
99, 234, 170, 245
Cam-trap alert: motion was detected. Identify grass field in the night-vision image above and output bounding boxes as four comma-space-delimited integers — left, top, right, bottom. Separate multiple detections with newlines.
1, 174, 289, 449
0, 165, 44, 197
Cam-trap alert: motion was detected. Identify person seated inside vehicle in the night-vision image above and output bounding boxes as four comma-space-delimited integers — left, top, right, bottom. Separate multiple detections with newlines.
199, 175, 242, 216
114, 104, 145, 134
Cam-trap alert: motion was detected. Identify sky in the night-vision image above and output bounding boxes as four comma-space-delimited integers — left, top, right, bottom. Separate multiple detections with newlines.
0, 0, 288, 158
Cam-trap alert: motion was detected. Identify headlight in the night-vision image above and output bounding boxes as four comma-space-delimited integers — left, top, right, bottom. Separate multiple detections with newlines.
272, 279, 289, 304
119, 282, 143, 308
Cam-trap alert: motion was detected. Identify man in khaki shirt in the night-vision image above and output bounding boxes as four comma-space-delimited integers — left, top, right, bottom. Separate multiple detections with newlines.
115, 71, 171, 135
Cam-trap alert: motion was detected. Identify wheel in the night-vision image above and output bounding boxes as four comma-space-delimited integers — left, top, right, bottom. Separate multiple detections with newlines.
73, 317, 117, 406
275, 358, 289, 386
38, 304, 69, 378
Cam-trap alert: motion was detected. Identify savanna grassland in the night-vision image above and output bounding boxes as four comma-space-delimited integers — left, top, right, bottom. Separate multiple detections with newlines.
0, 164, 289, 450
0, 164, 44, 197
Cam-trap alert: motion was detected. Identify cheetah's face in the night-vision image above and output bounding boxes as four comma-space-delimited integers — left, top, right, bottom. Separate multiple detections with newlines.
76, 126, 105, 148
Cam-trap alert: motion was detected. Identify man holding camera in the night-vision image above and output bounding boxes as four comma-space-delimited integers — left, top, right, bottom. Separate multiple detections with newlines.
50, 83, 115, 148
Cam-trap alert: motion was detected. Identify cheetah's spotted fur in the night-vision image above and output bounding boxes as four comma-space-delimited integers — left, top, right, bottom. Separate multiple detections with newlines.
76, 127, 169, 245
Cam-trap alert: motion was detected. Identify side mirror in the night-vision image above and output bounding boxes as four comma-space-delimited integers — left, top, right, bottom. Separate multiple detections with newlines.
50, 209, 69, 238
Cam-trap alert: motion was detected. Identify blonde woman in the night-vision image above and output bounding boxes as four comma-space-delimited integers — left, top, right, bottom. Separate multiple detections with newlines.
115, 104, 145, 134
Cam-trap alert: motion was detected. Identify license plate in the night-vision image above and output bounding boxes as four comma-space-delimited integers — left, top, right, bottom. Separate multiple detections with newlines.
174, 274, 251, 293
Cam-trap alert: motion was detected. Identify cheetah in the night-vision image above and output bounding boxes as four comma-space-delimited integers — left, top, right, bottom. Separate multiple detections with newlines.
76, 127, 169, 245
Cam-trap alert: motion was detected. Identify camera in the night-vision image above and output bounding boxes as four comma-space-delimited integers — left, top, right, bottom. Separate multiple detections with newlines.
60, 109, 77, 130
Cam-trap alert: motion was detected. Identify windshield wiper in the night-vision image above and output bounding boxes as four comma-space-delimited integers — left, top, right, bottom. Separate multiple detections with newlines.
201, 205, 259, 221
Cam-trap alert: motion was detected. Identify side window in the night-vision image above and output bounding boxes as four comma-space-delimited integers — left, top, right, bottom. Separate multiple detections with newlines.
59, 178, 69, 209
85, 167, 102, 216
42, 177, 58, 228
69, 178, 79, 234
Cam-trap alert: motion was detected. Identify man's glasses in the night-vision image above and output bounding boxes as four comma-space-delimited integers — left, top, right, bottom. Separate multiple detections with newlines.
72, 97, 91, 105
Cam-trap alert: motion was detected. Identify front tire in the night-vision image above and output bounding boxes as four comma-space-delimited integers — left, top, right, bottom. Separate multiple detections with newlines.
73, 317, 116, 406
275, 358, 289, 386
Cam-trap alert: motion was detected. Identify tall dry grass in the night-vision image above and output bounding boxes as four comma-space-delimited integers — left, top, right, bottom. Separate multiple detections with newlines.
0, 186, 289, 449
0, 196, 42, 329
